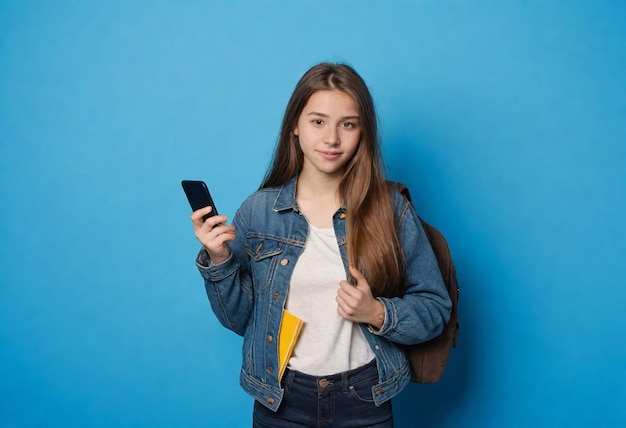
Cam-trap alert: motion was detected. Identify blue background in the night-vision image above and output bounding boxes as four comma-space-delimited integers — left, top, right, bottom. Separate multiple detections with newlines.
1, 1, 625, 427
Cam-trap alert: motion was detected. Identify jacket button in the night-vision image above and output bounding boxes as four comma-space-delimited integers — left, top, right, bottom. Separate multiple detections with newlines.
266, 367, 273, 373
266, 397, 275, 405
375, 389, 384, 396
272, 293, 280, 300
267, 335, 273, 343
339, 213, 347, 219
280, 258, 288, 266
256, 243, 263, 254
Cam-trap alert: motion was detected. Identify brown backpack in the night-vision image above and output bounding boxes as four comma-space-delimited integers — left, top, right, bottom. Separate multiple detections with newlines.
391, 182, 460, 383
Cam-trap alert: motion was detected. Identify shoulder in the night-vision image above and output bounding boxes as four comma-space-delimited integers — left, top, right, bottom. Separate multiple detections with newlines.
238, 185, 281, 215
233, 183, 296, 235
388, 182, 413, 220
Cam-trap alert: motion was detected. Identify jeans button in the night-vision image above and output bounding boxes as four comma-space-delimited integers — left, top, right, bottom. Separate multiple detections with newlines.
318, 378, 330, 388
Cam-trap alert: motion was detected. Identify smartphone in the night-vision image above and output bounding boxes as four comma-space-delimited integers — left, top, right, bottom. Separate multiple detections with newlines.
181, 180, 219, 221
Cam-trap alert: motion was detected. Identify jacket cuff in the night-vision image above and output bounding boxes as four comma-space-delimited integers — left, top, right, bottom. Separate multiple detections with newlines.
367, 297, 395, 336
195, 248, 234, 279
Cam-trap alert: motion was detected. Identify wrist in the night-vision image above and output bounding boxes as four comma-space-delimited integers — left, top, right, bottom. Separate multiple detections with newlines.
207, 248, 231, 266
368, 300, 385, 330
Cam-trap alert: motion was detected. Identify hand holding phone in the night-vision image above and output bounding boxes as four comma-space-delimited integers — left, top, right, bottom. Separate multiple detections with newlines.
183, 180, 235, 265
181, 180, 218, 221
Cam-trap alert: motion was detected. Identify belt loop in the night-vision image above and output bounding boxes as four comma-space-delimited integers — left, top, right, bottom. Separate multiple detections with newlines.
341, 370, 349, 394
282, 368, 296, 391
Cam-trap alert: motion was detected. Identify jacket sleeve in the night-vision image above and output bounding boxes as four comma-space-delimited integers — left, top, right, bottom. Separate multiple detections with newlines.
195, 208, 254, 336
369, 196, 452, 345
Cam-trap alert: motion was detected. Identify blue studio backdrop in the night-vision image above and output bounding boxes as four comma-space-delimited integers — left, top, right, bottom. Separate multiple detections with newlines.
1, 1, 625, 427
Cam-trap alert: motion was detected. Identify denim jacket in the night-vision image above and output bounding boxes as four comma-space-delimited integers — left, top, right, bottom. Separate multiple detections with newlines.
195, 176, 451, 411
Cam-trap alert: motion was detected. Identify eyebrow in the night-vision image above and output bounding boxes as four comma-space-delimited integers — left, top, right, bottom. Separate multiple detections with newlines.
306, 112, 360, 121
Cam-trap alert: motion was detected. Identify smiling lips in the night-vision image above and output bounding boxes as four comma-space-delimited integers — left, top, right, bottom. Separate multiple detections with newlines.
318, 150, 342, 160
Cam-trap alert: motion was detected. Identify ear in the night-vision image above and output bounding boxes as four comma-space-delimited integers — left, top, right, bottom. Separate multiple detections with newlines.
293, 127, 299, 136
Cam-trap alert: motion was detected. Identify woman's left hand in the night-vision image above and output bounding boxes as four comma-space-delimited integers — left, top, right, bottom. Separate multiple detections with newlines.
337, 265, 386, 329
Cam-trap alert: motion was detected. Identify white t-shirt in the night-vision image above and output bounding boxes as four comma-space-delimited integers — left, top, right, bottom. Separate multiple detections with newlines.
285, 224, 375, 376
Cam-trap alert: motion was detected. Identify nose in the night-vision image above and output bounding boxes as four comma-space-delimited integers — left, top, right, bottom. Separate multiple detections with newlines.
323, 126, 339, 145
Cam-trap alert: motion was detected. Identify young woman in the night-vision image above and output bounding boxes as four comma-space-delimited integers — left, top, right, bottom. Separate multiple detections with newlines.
191, 63, 451, 427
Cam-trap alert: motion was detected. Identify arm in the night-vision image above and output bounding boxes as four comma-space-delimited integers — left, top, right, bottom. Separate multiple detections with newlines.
371, 199, 452, 345
335, 197, 451, 344
193, 207, 254, 336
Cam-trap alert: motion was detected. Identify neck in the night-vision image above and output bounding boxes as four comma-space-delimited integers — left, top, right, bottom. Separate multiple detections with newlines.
296, 170, 342, 203
295, 170, 343, 228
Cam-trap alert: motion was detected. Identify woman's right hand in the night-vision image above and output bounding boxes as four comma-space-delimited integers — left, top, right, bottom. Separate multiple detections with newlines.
191, 206, 236, 265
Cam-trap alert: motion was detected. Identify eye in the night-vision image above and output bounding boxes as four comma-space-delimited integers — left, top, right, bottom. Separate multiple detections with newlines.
342, 121, 356, 128
312, 119, 324, 126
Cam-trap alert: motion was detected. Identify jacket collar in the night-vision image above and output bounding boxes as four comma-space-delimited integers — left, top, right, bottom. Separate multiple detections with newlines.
273, 176, 299, 212
272, 175, 348, 214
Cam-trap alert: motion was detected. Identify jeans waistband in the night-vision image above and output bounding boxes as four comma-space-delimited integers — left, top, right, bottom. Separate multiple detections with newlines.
282, 359, 378, 394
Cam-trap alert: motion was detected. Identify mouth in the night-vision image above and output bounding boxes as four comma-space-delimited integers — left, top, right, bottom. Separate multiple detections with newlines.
318, 150, 342, 160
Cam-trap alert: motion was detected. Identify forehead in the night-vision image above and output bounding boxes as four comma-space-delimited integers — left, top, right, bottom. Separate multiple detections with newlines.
301, 90, 359, 116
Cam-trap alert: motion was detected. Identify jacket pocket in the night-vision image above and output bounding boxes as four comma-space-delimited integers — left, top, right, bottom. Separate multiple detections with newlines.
245, 235, 284, 291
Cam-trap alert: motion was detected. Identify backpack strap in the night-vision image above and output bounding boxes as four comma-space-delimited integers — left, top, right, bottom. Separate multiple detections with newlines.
389, 181, 412, 203
388, 181, 433, 240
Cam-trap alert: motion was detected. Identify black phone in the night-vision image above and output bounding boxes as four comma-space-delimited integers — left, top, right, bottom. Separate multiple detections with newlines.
181, 180, 218, 221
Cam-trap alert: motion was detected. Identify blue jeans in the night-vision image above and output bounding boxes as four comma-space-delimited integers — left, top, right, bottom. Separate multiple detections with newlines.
253, 360, 393, 427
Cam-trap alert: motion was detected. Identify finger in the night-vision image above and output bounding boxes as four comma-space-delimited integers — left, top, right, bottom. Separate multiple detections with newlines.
191, 206, 214, 224
194, 219, 235, 248
336, 303, 351, 320
211, 231, 237, 248
199, 215, 229, 232
203, 230, 236, 261
338, 280, 359, 299
217, 227, 237, 241
348, 264, 366, 282
200, 225, 236, 248
335, 295, 353, 318
337, 285, 359, 308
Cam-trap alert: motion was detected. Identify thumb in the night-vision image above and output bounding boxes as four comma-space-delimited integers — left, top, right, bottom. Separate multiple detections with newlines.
348, 264, 365, 285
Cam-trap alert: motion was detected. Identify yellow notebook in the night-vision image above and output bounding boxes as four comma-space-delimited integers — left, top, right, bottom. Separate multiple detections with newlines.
278, 309, 304, 381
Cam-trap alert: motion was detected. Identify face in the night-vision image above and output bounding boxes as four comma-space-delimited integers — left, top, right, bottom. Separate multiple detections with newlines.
293, 89, 361, 180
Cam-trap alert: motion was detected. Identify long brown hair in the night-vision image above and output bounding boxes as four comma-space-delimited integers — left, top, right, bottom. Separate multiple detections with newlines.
261, 63, 405, 297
